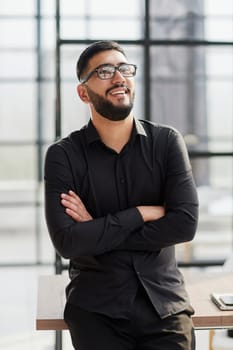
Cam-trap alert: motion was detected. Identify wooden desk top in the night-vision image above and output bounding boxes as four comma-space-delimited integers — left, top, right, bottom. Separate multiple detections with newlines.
36, 273, 233, 330
186, 272, 233, 329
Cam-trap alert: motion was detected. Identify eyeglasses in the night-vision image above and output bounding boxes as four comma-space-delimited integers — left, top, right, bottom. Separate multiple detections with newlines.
80, 63, 137, 84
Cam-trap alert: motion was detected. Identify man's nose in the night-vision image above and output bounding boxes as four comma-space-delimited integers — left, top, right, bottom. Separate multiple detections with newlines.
111, 69, 126, 84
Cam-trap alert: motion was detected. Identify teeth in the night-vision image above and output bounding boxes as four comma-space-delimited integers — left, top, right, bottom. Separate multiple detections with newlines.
111, 90, 126, 95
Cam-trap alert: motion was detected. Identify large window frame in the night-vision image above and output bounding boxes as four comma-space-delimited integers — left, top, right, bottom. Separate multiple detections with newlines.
55, 0, 233, 271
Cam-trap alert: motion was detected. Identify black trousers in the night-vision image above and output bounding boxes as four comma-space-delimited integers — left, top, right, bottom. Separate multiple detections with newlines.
64, 286, 195, 350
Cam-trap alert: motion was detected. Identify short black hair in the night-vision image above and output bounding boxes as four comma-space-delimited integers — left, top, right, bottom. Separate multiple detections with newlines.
76, 41, 127, 81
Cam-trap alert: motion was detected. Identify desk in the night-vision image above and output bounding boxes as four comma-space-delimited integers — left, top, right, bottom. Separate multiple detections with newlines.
186, 273, 233, 329
36, 273, 233, 330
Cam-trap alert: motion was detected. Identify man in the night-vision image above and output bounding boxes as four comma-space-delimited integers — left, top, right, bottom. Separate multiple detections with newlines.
44, 41, 199, 350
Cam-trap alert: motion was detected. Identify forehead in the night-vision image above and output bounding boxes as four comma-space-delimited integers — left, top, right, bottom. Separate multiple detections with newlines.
88, 50, 128, 69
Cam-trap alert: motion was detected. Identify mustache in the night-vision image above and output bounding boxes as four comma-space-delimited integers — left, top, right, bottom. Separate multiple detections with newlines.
105, 84, 131, 96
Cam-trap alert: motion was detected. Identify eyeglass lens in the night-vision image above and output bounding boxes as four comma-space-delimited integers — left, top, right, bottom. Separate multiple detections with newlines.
97, 64, 136, 79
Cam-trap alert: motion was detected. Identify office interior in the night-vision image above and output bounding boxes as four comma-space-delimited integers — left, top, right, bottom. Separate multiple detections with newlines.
0, 1, 232, 349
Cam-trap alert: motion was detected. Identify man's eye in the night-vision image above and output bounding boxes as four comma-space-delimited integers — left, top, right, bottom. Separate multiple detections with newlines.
120, 68, 129, 74
120, 66, 133, 75
99, 68, 111, 75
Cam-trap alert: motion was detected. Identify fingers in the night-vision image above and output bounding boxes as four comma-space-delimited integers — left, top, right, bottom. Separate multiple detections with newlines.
61, 190, 83, 209
60, 190, 93, 222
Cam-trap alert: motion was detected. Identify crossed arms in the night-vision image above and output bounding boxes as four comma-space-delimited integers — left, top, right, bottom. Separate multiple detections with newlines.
44, 129, 198, 259
61, 190, 165, 224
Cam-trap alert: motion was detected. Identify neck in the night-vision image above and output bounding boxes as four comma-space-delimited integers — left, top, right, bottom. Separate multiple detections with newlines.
91, 113, 134, 153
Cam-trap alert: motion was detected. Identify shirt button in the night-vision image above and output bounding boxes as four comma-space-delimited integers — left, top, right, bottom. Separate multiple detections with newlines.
120, 178, 125, 184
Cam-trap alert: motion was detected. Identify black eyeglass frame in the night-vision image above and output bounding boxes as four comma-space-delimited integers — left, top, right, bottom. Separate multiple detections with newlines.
80, 63, 137, 84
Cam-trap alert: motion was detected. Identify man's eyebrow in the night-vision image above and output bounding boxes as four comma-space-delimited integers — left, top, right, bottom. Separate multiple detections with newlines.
98, 61, 128, 67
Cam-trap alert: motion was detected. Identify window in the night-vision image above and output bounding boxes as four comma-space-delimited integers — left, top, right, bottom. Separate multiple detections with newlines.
0, 0, 232, 268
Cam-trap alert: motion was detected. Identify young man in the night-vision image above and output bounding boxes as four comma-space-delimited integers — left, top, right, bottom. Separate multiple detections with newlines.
44, 41, 199, 350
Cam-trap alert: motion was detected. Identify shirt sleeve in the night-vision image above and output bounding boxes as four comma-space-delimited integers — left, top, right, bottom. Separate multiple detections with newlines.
44, 143, 144, 259
118, 128, 199, 251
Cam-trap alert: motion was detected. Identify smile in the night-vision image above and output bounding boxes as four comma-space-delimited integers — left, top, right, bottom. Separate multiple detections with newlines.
110, 90, 127, 95
107, 86, 130, 96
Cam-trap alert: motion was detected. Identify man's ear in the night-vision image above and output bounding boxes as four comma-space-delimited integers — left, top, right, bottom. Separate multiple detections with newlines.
77, 84, 90, 103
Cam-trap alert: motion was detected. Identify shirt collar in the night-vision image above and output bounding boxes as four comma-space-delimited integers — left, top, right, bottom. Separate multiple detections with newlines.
85, 118, 147, 145
134, 118, 147, 137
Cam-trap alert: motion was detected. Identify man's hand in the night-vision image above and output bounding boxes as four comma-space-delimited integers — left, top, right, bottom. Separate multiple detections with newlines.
61, 190, 93, 222
136, 205, 165, 222
61, 190, 164, 224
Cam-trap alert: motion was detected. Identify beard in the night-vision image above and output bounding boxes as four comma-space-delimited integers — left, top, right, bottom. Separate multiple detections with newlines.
85, 85, 135, 121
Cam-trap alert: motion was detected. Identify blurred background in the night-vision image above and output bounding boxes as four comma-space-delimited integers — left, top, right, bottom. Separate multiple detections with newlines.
0, 0, 232, 349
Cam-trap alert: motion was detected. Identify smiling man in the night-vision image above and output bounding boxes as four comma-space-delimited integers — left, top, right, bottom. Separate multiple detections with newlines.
44, 41, 199, 350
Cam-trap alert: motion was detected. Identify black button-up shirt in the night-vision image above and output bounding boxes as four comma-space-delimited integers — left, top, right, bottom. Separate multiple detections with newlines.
44, 118, 198, 319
